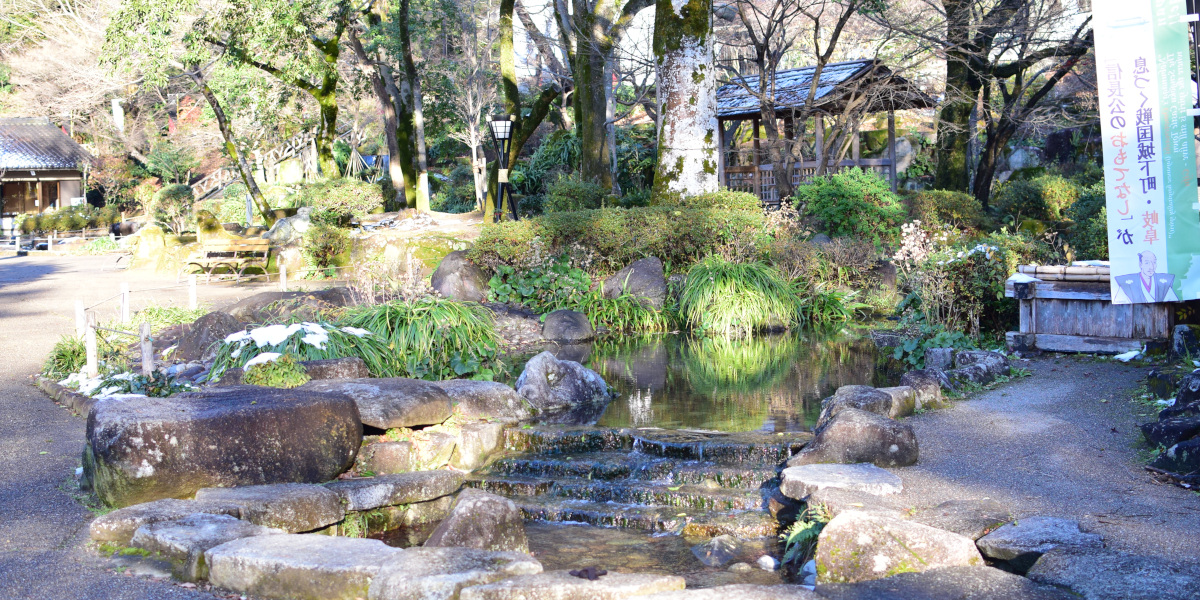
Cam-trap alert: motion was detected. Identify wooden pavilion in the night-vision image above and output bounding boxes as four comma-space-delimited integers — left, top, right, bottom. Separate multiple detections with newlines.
716, 59, 936, 203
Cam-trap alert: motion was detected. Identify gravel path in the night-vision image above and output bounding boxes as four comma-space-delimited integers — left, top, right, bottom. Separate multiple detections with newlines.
0, 254, 279, 600
893, 354, 1200, 563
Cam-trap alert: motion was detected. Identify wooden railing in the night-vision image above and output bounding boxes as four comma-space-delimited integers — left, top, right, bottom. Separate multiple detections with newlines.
724, 158, 894, 205
191, 126, 362, 200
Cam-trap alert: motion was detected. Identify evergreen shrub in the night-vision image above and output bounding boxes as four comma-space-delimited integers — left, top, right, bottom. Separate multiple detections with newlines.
793, 168, 905, 247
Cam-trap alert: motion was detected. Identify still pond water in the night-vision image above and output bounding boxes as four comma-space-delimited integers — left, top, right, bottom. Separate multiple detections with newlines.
510, 329, 895, 432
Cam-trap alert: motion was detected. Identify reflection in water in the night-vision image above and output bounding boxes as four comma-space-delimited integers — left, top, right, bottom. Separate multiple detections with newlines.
512, 330, 893, 432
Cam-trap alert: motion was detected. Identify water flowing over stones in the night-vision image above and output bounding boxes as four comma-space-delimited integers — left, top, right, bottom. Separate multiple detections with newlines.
424, 488, 530, 554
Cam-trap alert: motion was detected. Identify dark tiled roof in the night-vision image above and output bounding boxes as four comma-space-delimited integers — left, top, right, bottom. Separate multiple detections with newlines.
716, 59, 936, 118
0, 118, 93, 170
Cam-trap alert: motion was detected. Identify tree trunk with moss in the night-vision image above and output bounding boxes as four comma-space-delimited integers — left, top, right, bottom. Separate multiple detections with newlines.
400, 0, 431, 211
650, 0, 718, 203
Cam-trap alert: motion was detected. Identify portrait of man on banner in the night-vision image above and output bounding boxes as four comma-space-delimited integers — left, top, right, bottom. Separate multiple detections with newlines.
1113, 250, 1179, 303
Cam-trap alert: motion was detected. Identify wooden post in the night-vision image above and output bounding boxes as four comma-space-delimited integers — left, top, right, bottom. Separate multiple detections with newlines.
815, 116, 825, 164
279, 263, 288, 292
717, 117, 726, 187
752, 117, 761, 199
188, 274, 198, 310
887, 110, 898, 193
140, 322, 154, 376
120, 282, 130, 323
75, 299, 86, 337
50, 229, 56, 252
85, 317, 98, 379
852, 130, 861, 163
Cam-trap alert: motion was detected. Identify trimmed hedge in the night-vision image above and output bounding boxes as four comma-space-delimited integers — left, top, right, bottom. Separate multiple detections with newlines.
993, 174, 1081, 221
469, 205, 767, 274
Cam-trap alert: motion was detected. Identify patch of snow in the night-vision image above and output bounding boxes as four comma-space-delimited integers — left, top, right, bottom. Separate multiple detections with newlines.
1156, 397, 1177, 406
1113, 347, 1143, 362
249, 324, 302, 347
340, 326, 372, 337
1007, 273, 1042, 284
224, 330, 251, 344
244, 352, 282, 369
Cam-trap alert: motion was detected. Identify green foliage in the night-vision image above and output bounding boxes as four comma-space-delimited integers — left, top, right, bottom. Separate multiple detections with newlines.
801, 285, 863, 324
906, 190, 983, 230
340, 298, 503, 381
993, 174, 1081, 222
210, 322, 395, 381
304, 224, 350, 273
93, 371, 194, 398
679, 257, 799, 337
615, 125, 657, 193
200, 191, 253, 225
1065, 183, 1108, 260
545, 176, 607, 212
149, 184, 195, 233
511, 130, 580, 197
130, 305, 208, 333
431, 183, 478, 214
672, 189, 762, 212
43, 336, 87, 379
293, 179, 384, 226
20, 205, 121, 233
487, 257, 592, 314
79, 236, 121, 255
144, 142, 199, 184
469, 206, 767, 275
243, 354, 311, 388
576, 291, 674, 334
794, 168, 905, 247
781, 504, 831, 566
891, 326, 977, 369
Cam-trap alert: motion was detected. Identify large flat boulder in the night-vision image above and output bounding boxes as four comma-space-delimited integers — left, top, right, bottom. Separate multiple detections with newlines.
85, 387, 361, 507
780, 463, 903, 501
816, 510, 983, 583
220, 288, 353, 323
602, 257, 668, 308
1027, 547, 1200, 600
815, 565, 1076, 600
975, 516, 1102, 572
459, 570, 685, 600
788, 409, 918, 468
89, 498, 243, 544
368, 547, 543, 600
194, 483, 345, 533
436, 380, 533, 423
642, 584, 821, 599
541, 310, 595, 343
205, 534, 401, 600
129, 513, 284, 582
303, 378, 453, 429
945, 350, 1009, 386
515, 351, 613, 420
1151, 437, 1200, 475
424, 488, 529, 553
324, 471, 463, 511
909, 499, 1012, 541
816, 386, 893, 430
1141, 416, 1200, 448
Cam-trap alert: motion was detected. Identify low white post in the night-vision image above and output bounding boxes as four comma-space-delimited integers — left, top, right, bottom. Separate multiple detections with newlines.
14, 234, 20, 251
75, 299, 86, 337
188, 274, 198, 310
120, 282, 130, 323
85, 318, 98, 379
139, 322, 154, 376
279, 263, 288, 292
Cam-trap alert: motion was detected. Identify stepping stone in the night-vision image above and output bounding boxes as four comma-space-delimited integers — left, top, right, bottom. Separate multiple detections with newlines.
816, 510, 983, 583
368, 547, 542, 600
788, 409, 918, 468
129, 513, 283, 581
195, 483, 344, 533
425, 489, 529, 553
877, 386, 917, 418
815, 565, 1076, 600
780, 463, 903, 500
205, 534, 401, 600
976, 517, 1102, 573
459, 570, 685, 600
816, 386, 894, 430
85, 386, 361, 507
303, 378, 453, 429
804, 487, 907, 519
642, 584, 821, 599
325, 471, 464, 511
89, 498, 243, 544
1026, 547, 1200, 600
910, 499, 1013, 541
436, 380, 532, 423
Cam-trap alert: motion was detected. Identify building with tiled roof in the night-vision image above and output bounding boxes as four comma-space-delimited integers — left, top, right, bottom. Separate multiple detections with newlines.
1, 117, 93, 228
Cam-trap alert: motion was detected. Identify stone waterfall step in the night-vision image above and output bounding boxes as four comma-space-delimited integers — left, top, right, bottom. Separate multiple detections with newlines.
465, 474, 767, 511
504, 426, 813, 464
485, 451, 781, 490
510, 495, 780, 538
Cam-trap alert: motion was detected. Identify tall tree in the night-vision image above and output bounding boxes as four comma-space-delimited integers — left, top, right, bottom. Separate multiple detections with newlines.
445, 0, 498, 211
650, 0, 718, 203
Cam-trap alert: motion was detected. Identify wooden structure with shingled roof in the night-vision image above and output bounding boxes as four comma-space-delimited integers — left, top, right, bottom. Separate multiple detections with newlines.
0, 117, 93, 232
716, 59, 936, 203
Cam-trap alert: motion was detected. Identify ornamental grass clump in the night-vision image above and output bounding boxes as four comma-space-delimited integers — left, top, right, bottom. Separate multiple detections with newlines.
209, 322, 390, 380
340, 296, 502, 380
577, 291, 674, 334
679, 257, 800, 337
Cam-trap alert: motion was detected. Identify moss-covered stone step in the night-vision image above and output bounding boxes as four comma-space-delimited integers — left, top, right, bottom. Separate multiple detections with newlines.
485, 451, 779, 490
512, 496, 778, 538
466, 475, 765, 511
503, 426, 812, 465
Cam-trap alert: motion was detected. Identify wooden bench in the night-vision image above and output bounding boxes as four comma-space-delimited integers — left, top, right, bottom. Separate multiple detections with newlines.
181, 238, 271, 282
